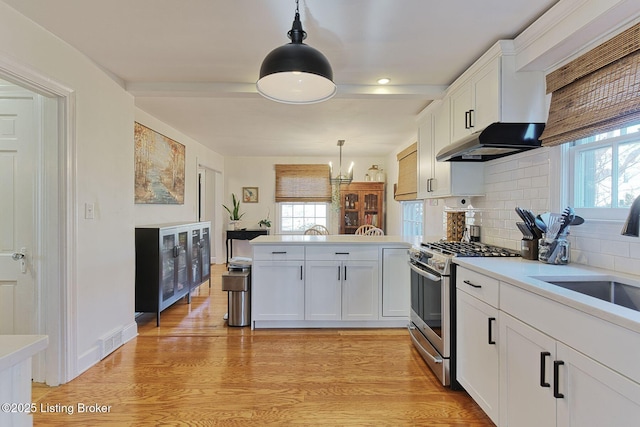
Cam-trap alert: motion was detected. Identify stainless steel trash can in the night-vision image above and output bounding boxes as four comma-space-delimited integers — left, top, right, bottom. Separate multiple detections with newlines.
221, 270, 250, 326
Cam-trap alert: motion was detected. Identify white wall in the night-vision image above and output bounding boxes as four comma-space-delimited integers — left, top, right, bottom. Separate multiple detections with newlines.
0, 0, 136, 376
0, 1, 226, 380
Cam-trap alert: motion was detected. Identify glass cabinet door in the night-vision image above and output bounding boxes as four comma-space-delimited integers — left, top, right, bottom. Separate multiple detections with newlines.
191, 229, 201, 284
161, 233, 176, 301
343, 192, 359, 233
363, 192, 380, 227
200, 227, 210, 280
176, 230, 189, 293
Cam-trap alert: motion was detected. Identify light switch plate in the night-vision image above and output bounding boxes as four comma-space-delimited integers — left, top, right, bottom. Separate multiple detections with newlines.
85, 202, 95, 219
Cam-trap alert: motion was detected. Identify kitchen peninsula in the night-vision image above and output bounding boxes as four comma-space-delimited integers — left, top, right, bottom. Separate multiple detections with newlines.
250, 235, 411, 329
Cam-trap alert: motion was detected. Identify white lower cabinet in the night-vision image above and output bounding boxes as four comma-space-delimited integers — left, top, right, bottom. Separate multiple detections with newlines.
305, 260, 378, 321
555, 342, 640, 427
499, 312, 557, 427
454, 266, 640, 427
499, 312, 640, 427
252, 260, 304, 321
381, 248, 410, 317
457, 290, 499, 424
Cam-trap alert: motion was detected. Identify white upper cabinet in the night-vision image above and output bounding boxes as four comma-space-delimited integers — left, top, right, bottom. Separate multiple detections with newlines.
417, 98, 484, 199
450, 58, 500, 142
448, 40, 547, 146
416, 40, 546, 199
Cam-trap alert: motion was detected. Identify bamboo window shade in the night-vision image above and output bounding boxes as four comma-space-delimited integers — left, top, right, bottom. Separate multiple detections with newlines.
275, 164, 331, 202
540, 22, 640, 147
394, 142, 418, 201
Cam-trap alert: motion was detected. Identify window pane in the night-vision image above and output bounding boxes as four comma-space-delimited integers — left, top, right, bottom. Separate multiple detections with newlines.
304, 204, 315, 217
281, 218, 293, 231
576, 146, 612, 208
279, 203, 330, 234
618, 141, 640, 207
292, 204, 304, 217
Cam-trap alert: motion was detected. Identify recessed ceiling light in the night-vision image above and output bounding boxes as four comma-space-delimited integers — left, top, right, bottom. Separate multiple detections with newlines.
377, 78, 391, 85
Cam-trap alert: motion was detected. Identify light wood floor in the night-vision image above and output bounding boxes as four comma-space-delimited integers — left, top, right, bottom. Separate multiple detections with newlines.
32, 264, 494, 426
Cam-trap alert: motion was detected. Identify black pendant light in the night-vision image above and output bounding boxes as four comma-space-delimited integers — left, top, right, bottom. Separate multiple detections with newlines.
256, 0, 336, 104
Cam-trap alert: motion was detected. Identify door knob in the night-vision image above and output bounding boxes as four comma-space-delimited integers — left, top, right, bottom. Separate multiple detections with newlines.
11, 248, 27, 273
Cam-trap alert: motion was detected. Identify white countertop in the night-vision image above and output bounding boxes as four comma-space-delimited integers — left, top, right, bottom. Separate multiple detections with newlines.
250, 234, 412, 246
0, 335, 48, 371
453, 257, 640, 333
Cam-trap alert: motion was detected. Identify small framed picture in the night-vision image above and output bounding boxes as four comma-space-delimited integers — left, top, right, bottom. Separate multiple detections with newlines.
242, 187, 259, 203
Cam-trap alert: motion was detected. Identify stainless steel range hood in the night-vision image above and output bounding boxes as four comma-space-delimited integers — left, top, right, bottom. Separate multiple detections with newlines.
436, 122, 545, 162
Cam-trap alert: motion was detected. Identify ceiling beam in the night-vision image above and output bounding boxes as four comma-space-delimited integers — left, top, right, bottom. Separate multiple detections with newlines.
126, 81, 447, 100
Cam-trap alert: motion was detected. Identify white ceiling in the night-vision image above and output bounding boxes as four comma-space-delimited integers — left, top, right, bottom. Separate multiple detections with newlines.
3, 0, 559, 157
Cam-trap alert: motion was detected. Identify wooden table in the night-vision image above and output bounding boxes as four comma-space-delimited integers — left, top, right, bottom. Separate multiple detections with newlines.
226, 229, 268, 263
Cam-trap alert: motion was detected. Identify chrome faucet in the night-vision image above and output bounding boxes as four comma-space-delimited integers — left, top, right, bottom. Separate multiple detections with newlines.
621, 195, 640, 237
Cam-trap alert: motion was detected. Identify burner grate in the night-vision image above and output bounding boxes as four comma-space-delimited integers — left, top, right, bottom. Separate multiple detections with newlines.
421, 241, 520, 257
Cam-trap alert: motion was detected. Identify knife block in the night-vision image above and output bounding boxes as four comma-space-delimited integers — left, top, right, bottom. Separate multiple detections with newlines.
520, 239, 539, 260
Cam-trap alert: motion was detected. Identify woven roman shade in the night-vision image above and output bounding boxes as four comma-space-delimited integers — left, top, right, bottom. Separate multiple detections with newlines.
275, 164, 331, 202
540, 22, 640, 146
394, 142, 418, 201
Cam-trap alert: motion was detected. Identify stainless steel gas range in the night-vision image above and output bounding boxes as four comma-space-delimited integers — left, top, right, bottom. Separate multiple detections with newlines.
408, 241, 520, 386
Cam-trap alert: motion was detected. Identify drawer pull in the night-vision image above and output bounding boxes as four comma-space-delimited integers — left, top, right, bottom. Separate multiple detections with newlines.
271, 251, 287, 254
335, 252, 350, 255
463, 280, 482, 289
540, 352, 551, 388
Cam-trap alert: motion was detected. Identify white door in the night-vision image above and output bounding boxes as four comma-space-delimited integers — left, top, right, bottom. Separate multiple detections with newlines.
0, 94, 36, 334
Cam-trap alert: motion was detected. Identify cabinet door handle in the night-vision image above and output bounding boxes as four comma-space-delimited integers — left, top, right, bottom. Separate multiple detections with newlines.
468, 109, 475, 128
465, 110, 470, 129
300, 265, 303, 281
487, 317, 496, 345
338, 265, 341, 280
427, 178, 433, 192
540, 352, 551, 387
344, 266, 347, 281
553, 360, 565, 398
463, 280, 482, 288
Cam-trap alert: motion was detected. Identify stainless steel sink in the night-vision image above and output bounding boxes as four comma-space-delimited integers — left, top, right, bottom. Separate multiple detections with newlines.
542, 279, 640, 312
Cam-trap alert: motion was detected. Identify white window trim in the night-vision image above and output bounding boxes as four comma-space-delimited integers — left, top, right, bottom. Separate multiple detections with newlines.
560, 131, 639, 223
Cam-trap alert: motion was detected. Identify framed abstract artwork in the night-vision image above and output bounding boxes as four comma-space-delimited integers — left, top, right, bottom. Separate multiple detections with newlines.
242, 187, 259, 203
134, 122, 185, 204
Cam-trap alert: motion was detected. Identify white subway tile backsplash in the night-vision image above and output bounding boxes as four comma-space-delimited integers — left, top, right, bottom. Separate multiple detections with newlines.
468, 148, 640, 275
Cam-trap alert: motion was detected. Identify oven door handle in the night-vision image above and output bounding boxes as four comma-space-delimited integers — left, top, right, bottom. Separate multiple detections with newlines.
408, 324, 443, 364
409, 262, 441, 282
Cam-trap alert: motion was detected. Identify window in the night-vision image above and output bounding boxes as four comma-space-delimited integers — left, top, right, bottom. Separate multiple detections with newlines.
568, 122, 640, 219
278, 203, 329, 234
402, 201, 423, 237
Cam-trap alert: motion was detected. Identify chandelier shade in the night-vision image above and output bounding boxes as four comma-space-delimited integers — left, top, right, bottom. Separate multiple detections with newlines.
256, 1, 336, 104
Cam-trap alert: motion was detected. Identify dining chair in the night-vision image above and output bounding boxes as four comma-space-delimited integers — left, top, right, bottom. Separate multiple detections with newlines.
364, 227, 384, 236
304, 225, 330, 235
354, 224, 376, 235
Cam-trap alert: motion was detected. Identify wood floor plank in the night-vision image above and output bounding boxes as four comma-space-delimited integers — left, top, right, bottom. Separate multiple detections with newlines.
32, 264, 494, 426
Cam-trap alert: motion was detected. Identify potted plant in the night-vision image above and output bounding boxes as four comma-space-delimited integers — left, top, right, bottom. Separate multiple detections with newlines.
258, 210, 272, 230
223, 193, 244, 230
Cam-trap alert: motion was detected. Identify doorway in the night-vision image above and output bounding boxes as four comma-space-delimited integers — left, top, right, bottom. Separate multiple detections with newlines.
197, 165, 223, 264
0, 65, 73, 386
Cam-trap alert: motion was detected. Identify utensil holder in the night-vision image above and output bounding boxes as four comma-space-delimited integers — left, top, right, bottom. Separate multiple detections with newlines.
520, 239, 539, 260
538, 235, 570, 265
